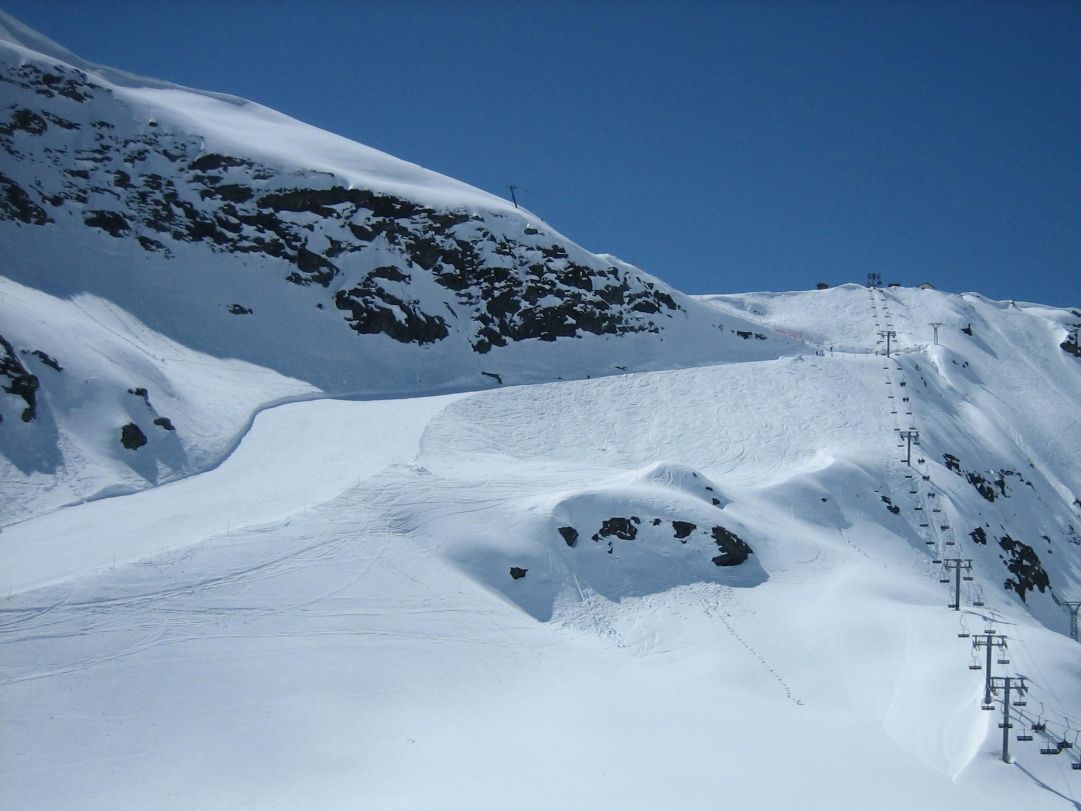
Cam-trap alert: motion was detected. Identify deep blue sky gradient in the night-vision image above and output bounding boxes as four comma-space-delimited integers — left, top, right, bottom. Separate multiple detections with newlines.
4, 1, 1079, 307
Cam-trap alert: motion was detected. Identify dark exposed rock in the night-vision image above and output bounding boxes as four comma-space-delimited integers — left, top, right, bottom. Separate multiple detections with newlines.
962, 323, 973, 336
710, 526, 753, 566
736, 330, 752, 339
189, 153, 251, 172
966, 472, 997, 503
153, 417, 175, 431
228, 304, 253, 315
370, 265, 408, 282
509, 566, 528, 580
200, 183, 254, 203
3, 59, 684, 355
943, 453, 961, 474
592, 516, 640, 541
672, 520, 696, 540
481, 371, 503, 384
120, 422, 147, 450
0, 334, 39, 422
558, 526, 578, 547
128, 387, 150, 406
0, 172, 50, 225
84, 209, 130, 236
1062, 339, 1081, 357
880, 495, 900, 515
334, 287, 448, 344
0, 107, 47, 136
137, 235, 167, 253
29, 350, 62, 372
970, 527, 987, 545
998, 534, 1049, 602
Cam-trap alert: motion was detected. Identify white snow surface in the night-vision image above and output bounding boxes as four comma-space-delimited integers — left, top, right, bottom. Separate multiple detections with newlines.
0, 10, 517, 215
2, 15, 1081, 810
4, 285, 1081, 810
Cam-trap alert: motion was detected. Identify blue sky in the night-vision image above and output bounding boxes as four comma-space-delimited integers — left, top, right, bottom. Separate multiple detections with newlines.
4, 1, 1079, 307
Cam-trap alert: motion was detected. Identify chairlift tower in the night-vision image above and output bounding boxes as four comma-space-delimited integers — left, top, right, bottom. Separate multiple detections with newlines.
929, 322, 943, 346
939, 558, 974, 610
989, 675, 1027, 763
899, 429, 920, 466
878, 329, 897, 357
973, 632, 1009, 707
507, 184, 528, 209
867, 272, 882, 288
1063, 601, 1081, 642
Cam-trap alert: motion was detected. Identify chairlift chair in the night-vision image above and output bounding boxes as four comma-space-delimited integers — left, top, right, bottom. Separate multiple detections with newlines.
1033, 706, 1046, 733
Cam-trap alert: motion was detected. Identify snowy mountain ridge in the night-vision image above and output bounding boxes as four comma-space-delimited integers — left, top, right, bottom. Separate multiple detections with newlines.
2, 14, 1081, 810
0, 11, 797, 521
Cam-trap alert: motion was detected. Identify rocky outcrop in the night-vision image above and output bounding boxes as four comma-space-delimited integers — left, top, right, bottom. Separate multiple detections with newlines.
0, 57, 682, 353
0, 334, 38, 422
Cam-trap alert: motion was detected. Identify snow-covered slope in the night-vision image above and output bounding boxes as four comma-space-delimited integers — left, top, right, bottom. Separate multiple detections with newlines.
2, 14, 1081, 811
0, 11, 799, 522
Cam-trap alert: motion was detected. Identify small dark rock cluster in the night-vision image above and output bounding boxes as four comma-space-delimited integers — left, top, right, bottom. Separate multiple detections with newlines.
997, 533, 1049, 602
710, 526, 753, 566
592, 516, 640, 541
942, 452, 1010, 504
558, 516, 753, 568
0, 334, 39, 423
120, 422, 147, 450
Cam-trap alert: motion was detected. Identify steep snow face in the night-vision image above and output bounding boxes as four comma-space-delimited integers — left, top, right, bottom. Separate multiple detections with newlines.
0, 18, 800, 520
700, 286, 1081, 627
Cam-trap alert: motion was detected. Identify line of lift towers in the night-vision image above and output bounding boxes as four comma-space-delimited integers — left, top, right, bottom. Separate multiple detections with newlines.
868, 275, 1080, 769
